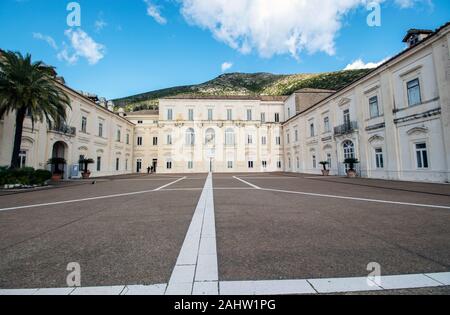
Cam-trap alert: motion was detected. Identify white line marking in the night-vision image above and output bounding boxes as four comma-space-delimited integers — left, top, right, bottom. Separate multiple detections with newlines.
234, 177, 450, 210
154, 177, 186, 191
0, 177, 186, 212
3, 272, 448, 295
261, 187, 450, 209
233, 176, 261, 189
165, 173, 218, 295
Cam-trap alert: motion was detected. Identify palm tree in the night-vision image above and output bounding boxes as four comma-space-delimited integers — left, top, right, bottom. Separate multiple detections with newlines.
0, 51, 71, 168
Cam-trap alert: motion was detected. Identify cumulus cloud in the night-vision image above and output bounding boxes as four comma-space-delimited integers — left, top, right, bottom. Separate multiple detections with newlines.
344, 57, 390, 70
179, 0, 428, 59
33, 33, 58, 50
57, 28, 106, 65
221, 62, 233, 72
145, 0, 167, 25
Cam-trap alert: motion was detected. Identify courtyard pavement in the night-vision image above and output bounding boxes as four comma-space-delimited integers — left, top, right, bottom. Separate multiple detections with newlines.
0, 172, 449, 295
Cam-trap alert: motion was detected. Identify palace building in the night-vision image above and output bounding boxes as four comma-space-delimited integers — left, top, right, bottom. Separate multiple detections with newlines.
1, 22, 449, 182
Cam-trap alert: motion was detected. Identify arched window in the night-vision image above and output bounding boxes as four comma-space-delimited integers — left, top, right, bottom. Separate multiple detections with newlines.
205, 128, 215, 145
225, 128, 235, 146
343, 140, 355, 159
185, 128, 195, 146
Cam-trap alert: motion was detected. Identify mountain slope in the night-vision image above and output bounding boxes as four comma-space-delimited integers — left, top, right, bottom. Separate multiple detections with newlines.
113, 69, 371, 111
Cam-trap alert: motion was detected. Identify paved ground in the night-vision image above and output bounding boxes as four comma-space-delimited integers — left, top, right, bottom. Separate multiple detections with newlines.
0, 172, 449, 294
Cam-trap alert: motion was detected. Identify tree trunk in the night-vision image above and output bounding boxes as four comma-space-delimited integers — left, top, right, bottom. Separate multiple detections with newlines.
10, 108, 27, 169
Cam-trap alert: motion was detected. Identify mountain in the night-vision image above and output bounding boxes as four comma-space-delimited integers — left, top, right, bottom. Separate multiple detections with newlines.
112, 69, 371, 111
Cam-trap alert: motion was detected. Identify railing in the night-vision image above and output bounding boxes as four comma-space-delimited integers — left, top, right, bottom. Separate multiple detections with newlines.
49, 124, 77, 136
334, 121, 358, 136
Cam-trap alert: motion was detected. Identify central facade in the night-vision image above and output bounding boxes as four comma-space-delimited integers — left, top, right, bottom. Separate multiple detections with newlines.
127, 96, 286, 173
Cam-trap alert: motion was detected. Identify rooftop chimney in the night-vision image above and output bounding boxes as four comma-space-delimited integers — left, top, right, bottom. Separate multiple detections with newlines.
403, 29, 433, 48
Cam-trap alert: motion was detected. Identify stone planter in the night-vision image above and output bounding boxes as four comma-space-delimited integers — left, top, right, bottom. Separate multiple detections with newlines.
51, 173, 63, 181
347, 169, 357, 178
321, 170, 330, 176
81, 171, 91, 179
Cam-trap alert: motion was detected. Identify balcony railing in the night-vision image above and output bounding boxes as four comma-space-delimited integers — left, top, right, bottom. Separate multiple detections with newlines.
49, 124, 77, 136
334, 121, 358, 136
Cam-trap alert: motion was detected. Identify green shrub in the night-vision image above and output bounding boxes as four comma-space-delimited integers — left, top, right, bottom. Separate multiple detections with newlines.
0, 168, 52, 186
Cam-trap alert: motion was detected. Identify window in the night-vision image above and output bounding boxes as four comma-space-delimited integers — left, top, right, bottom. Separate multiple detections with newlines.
262, 161, 267, 168
167, 134, 172, 145
79, 155, 85, 171
81, 117, 87, 133
98, 123, 103, 137
248, 161, 254, 169
343, 109, 351, 126
125, 159, 128, 171
207, 109, 213, 121
261, 136, 267, 145
227, 161, 233, 169
153, 137, 158, 146
277, 161, 282, 169
287, 107, 291, 118
407, 78, 421, 107
227, 109, 233, 121
116, 129, 121, 142
288, 158, 292, 169
166, 160, 172, 169
246, 109, 252, 121
97, 156, 101, 172
136, 159, 142, 173
327, 153, 332, 167
343, 140, 355, 160
375, 148, 384, 169
167, 109, 173, 121
369, 96, 380, 118
188, 109, 194, 121
261, 112, 266, 123
275, 113, 280, 123
275, 136, 281, 145
312, 155, 317, 169
19, 150, 27, 168
116, 158, 120, 171
286, 133, 290, 144
126, 134, 130, 145
185, 128, 195, 146
188, 161, 193, 169
324, 117, 330, 133
296, 157, 300, 169
415, 143, 429, 169
247, 134, 253, 145
225, 128, 235, 146
310, 123, 315, 137
295, 130, 299, 142
137, 136, 143, 146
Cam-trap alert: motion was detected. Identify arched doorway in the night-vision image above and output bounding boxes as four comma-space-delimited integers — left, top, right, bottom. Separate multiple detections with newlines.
51, 141, 68, 177
342, 140, 356, 174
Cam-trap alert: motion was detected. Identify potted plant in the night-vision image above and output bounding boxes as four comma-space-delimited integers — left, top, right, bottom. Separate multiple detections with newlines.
344, 158, 360, 178
47, 157, 66, 181
79, 158, 95, 179
319, 161, 330, 176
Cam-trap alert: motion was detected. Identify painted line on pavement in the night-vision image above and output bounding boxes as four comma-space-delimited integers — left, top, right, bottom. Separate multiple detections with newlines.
0, 177, 186, 212
165, 172, 219, 295
1, 272, 449, 295
233, 176, 262, 189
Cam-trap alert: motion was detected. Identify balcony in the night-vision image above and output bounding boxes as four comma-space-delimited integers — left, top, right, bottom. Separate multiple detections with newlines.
334, 121, 358, 136
49, 124, 76, 136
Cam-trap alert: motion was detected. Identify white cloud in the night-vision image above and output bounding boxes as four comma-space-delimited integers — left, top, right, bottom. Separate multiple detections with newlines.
179, 0, 428, 59
221, 62, 233, 72
33, 33, 58, 50
95, 18, 107, 32
145, 0, 167, 25
57, 28, 106, 65
344, 57, 390, 70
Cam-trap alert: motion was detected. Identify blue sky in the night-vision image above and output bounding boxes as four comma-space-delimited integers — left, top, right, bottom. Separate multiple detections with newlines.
0, 0, 449, 99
